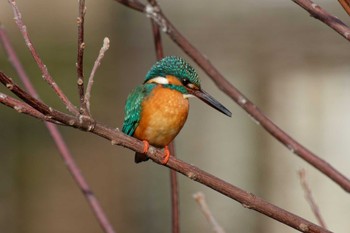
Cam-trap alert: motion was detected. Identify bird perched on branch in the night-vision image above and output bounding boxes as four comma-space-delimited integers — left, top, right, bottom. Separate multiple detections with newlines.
122, 56, 231, 164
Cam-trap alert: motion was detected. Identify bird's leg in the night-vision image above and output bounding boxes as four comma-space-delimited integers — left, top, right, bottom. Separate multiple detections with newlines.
161, 145, 170, 164
142, 140, 150, 154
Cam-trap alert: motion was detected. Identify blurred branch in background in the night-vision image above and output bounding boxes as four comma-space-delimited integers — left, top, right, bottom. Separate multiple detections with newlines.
338, 0, 350, 16
193, 192, 226, 233
299, 169, 327, 229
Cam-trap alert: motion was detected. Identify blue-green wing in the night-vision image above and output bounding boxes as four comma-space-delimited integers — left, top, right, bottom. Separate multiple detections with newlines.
122, 84, 156, 136
122, 85, 145, 136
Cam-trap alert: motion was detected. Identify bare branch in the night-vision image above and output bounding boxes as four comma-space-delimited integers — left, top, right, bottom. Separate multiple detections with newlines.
193, 192, 226, 233
338, 0, 350, 16
114, 0, 350, 193
7, 0, 79, 115
292, 0, 350, 41
0, 92, 55, 122
77, 0, 87, 114
85, 37, 110, 114
299, 169, 327, 229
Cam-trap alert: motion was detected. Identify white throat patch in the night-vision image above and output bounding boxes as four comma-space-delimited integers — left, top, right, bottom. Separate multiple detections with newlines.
183, 94, 194, 99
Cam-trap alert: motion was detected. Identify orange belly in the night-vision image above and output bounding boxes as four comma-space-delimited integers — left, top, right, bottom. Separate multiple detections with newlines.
134, 86, 189, 147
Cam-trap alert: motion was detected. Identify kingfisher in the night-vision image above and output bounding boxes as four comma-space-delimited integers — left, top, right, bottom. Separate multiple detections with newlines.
122, 56, 231, 164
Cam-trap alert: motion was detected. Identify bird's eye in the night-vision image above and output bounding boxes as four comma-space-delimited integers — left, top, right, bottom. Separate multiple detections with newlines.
181, 78, 190, 86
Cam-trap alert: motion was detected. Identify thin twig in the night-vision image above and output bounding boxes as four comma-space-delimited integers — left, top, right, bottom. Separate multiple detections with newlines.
77, 0, 87, 114
7, 0, 79, 116
299, 169, 327, 229
0, 74, 331, 233
0, 17, 116, 233
85, 37, 110, 114
114, 0, 350, 193
193, 192, 226, 233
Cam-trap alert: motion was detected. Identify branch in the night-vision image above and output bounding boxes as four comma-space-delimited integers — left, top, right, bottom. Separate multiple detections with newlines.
113, 0, 350, 193
292, 0, 350, 41
0, 92, 56, 122
0, 74, 331, 233
193, 192, 226, 233
7, 0, 79, 115
299, 169, 327, 229
338, 0, 350, 16
84, 37, 110, 114
77, 0, 87, 114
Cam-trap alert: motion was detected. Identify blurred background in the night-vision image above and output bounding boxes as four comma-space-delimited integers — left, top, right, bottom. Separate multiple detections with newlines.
0, 0, 350, 232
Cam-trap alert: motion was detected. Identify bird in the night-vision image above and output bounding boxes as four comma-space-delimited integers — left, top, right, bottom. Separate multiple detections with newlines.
122, 56, 231, 164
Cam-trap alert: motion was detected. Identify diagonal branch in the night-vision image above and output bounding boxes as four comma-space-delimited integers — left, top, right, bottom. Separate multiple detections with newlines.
84, 37, 110, 114
113, 0, 350, 193
0, 92, 56, 123
292, 0, 350, 41
299, 169, 327, 229
193, 192, 226, 233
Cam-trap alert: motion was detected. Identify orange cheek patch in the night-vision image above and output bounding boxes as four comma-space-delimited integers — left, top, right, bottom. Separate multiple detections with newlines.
166, 75, 183, 86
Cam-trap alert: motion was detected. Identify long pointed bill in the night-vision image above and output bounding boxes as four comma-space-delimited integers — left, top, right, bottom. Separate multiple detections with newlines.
187, 88, 232, 117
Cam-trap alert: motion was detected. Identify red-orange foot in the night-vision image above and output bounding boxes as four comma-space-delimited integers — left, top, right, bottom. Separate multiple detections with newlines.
161, 145, 170, 165
142, 140, 150, 153
134, 140, 150, 163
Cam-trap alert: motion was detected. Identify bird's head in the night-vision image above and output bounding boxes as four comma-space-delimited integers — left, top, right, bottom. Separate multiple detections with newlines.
144, 56, 231, 117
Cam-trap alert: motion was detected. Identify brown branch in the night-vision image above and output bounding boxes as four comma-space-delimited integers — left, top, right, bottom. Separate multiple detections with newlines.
292, 0, 350, 41
338, 0, 350, 16
193, 192, 226, 233
0, 73, 331, 233
299, 169, 327, 229
77, 0, 87, 114
114, 0, 350, 193
7, 0, 79, 116
0, 92, 54, 122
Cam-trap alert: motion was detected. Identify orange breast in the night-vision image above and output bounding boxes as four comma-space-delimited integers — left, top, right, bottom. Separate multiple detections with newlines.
134, 85, 189, 148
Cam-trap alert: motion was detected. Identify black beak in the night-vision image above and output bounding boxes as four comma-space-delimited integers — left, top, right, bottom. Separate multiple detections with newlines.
187, 88, 232, 117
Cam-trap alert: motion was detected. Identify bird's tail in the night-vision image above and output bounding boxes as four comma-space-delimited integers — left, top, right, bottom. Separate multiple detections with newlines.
134, 152, 149, 163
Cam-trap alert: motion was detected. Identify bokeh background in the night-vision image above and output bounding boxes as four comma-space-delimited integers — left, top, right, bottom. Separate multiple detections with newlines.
1, 0, 350, 232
